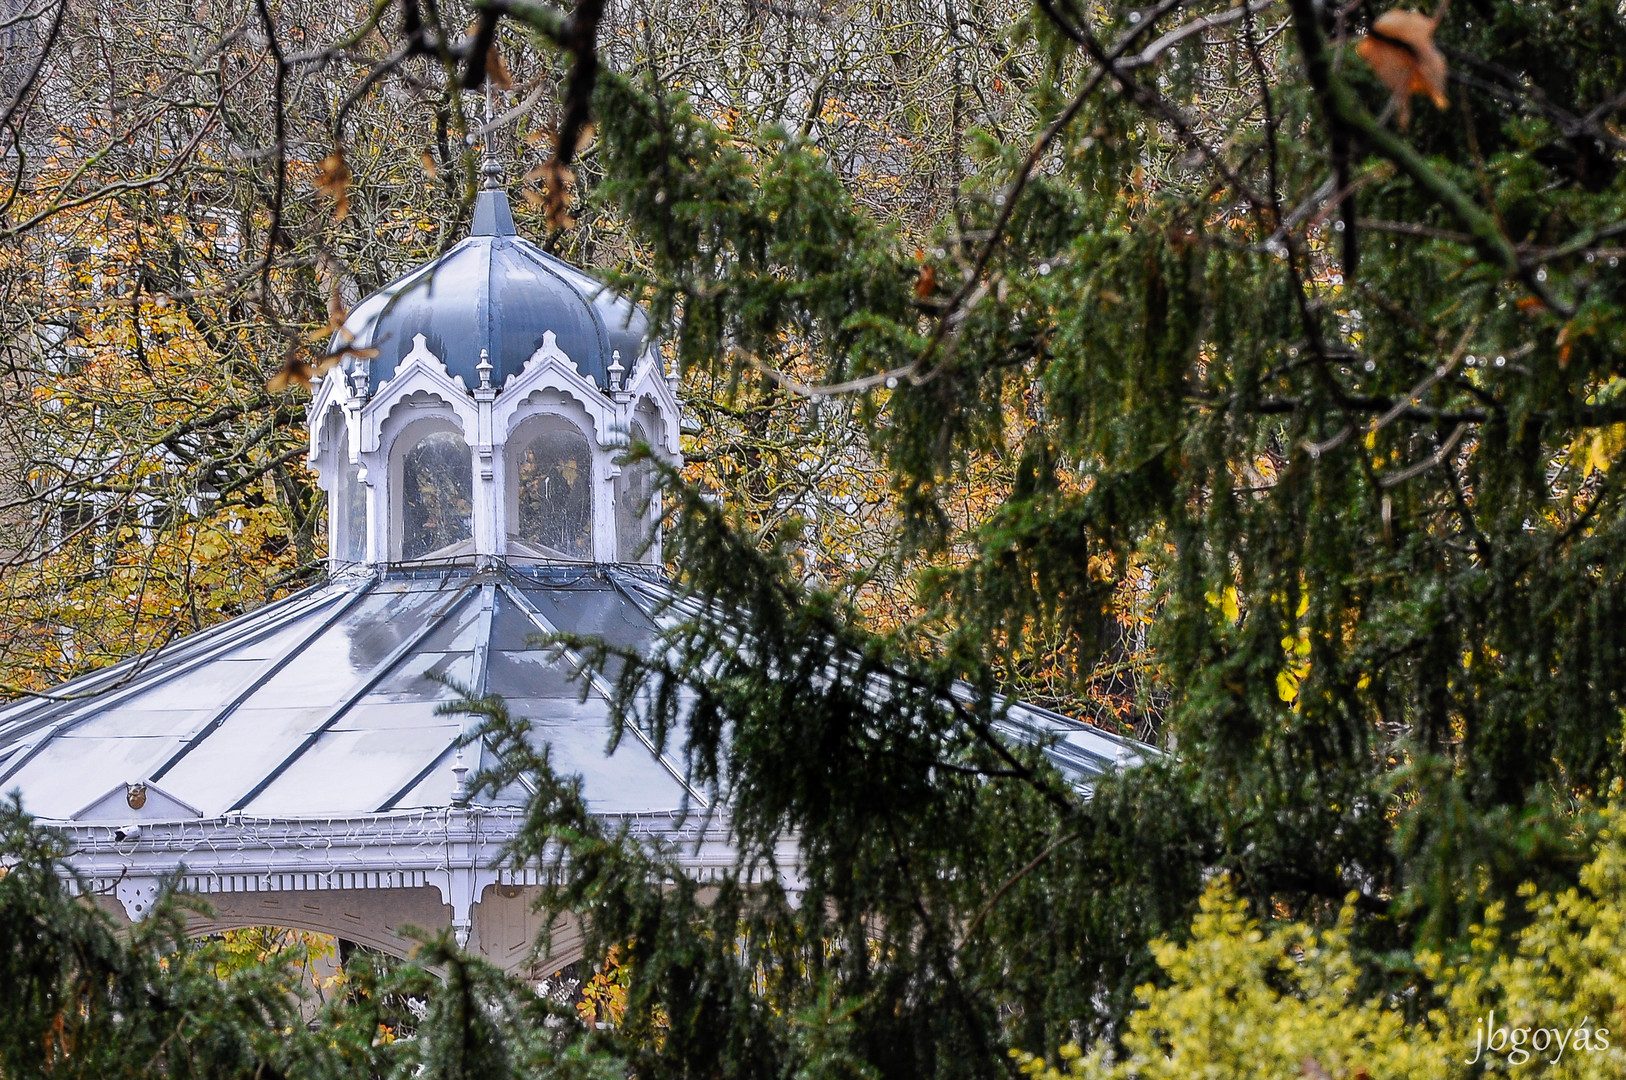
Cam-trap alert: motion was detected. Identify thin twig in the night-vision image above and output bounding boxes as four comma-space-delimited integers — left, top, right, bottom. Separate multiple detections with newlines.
959, 831, 1081, 946
1379, 422, 1469, 488
1302, 319, 1478, 458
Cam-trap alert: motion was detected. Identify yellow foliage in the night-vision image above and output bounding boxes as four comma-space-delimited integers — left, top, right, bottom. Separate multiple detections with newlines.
1016, 798, 1626, 1080
1205, 585, 1241, 625
0, 189, 313, 695
1575, 423, 1626, 476
1573, 378, 1626, 476
577, 945, 633, 1028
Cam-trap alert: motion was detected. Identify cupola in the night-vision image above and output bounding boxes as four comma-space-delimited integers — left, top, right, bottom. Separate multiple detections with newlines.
306, 186, 680, 567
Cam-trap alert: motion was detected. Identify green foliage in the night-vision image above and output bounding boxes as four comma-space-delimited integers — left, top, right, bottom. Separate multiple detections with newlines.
0, 799, 582, 1079
455, 485, 1207, 1080
0, 798, 310, 1078
5, 0, 1625, 1077
488, 0, 1626, 1075
1018, 794, 1626, 1079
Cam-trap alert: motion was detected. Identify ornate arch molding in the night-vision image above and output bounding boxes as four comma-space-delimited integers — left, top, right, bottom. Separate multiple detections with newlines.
625, 348, 682, 458
307, 391, 347, 460
505, 409, 599, 561
495, 331, 619, 448
309, 405, 348, 484
364, 334, 480, 455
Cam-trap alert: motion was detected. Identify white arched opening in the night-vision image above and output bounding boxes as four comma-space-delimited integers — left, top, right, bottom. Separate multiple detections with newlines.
614, 418, 658, 564
505, 414, 594, 561
391, 418, 474, 562
319, 407, 369, 565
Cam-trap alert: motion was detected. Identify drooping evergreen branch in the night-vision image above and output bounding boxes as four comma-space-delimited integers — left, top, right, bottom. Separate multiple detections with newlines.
1288, 0, 1569, 313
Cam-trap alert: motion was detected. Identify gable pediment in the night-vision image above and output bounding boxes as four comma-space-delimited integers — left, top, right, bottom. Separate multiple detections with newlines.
72, 781, 203, 824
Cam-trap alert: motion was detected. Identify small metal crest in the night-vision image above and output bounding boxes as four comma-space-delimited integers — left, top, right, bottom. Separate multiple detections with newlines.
126, 782, 147, 810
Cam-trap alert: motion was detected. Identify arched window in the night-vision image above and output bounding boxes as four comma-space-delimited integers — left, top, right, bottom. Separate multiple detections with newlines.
323, 408, 369, 563
615, 421, 657, 563
340, 457, 368, 562
509, 423, 592, 559
400, 429, 473, 560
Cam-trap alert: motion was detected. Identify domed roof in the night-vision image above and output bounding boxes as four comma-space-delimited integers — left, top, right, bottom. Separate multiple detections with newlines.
335, 190, 650, 392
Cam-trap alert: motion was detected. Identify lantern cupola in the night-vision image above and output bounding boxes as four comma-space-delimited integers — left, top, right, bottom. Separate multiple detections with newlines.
306, 187, 679, 566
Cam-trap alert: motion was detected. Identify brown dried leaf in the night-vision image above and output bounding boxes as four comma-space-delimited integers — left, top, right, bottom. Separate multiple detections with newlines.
486, 45, 513, 91
314, 345, 379, 377
420, 149, 438, 179
327, 296, 346, 336
538, 157, 576, 230
315, 148, 352, 220
1356, 10, 1449, 129
915, 263, 937, 299
267, 345, 379, 393
267, 352, 312, 392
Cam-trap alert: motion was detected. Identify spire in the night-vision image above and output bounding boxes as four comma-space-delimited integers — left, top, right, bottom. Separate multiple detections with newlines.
480, 81, 503, 191
470, 82, 517, 237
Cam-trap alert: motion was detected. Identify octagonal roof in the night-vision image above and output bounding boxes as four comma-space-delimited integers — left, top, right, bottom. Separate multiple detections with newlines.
0, 565, 1148, 826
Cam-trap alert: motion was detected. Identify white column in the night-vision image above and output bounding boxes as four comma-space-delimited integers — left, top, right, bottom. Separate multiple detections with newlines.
594, 396, 630, 562
362, 460, 385, 564
473, 351, 499, 558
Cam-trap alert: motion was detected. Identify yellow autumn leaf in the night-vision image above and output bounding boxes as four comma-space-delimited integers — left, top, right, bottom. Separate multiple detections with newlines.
1276, 667, 1301, 703
1579, 423, 1626, 475
1205, 585, 1241, 624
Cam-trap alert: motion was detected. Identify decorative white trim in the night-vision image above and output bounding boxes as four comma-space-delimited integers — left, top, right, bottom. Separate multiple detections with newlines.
53, 809, 771, 912
344, 336, 484, 563
307, 377, 347, 463
116, 877, 162, 921
305, 323, 684, 568
495, 331, 620, 448
309, 404, 347, 489
366, 335, 480, 454
72, 780, 202, 823
59, 807, 797, 964
625, 348, 684, 458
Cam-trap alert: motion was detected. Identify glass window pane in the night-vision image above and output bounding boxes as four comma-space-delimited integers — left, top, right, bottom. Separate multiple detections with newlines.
615, 422, 656, 563
342, 457, 367, 562
401, 430, 473, 560
512, 427, 592, 559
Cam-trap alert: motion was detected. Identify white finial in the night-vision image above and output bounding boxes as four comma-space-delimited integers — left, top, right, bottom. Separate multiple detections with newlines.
452, 749, 469, 804
477, 347, 493, 390
608, 349, 625, 392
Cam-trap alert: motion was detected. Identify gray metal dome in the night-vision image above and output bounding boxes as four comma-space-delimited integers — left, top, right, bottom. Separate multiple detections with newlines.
334, 190, 650, 392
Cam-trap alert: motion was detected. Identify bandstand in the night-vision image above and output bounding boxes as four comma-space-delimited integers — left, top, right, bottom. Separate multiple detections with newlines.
0, 182, 1148, 978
